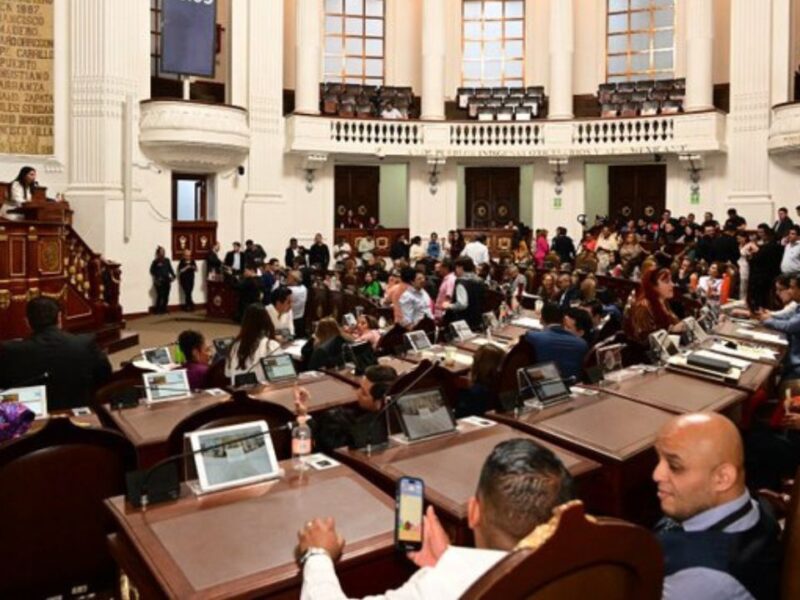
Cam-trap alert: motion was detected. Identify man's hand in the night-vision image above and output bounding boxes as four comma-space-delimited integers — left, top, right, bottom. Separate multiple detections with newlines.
297, 517, 345, 562
754, 309, 771, 323
407, 506, 451, 568
294, 385, 310, 416
781, 412, 800, 430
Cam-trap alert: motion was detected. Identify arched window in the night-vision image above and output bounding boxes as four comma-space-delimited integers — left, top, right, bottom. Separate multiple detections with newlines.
606, 0, 675, 82
324, 0, 385, 85
462, 0, 525, 88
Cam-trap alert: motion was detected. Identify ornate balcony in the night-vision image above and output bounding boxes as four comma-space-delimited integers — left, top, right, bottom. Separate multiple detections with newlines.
285, 110, 726, 159
139, 100, 251, 173
769, 102, 800, 163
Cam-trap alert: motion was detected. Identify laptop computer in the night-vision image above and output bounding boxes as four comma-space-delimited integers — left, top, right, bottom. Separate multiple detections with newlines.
142, 369, 191, 404
0, 385, 48, 419
393, 388, 457, 442
449, 320, 476, 343
517, 362, 572, 407
260, 354, 297, 384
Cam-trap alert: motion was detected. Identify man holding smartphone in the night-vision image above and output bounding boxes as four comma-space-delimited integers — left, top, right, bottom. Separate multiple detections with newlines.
295, 439, 574, 599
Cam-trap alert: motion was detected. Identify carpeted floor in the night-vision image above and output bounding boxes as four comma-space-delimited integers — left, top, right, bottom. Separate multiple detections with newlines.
113, 312, 239, 369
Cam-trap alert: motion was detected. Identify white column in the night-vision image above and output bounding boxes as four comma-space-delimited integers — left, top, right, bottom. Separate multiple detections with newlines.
548, 0, 574, 120
295, 0, 321, 115
684, 0, 714, 112
421, 0, 446, 120
727, 0, 773, 221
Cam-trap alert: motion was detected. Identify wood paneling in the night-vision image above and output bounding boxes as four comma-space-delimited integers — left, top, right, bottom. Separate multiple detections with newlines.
335, 165, 380, 228
465, 167, 520, 228
608, 164, 666, 221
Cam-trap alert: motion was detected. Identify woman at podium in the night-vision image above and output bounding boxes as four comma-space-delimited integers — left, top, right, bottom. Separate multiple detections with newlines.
2, 166, 37, 220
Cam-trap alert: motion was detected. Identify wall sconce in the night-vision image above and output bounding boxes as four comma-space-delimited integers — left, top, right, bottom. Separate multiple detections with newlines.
679, 153, 703, 194
301, 153, 328, 193
427, 152, 446, 195
549, 157, 568, 196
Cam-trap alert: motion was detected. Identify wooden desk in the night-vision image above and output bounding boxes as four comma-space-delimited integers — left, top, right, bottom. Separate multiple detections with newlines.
593, 369, 746, 420
489, 392, 675, 526
105, 462, 412, 599
490, 324, 530, 341
452, 336, 515, 354
334, 422, 601, 544
324, 357, 417, 387
697, 336, 784, 367
713, 320, 789, 350
98, 393, 231, 468
244, 374, 359, 414
399, 349, 473, 376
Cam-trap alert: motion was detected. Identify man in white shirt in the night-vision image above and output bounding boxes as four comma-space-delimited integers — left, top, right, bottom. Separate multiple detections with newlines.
358, 235, 376, 264
287, 270, 308, 336
297, 438, 575, 600
781, 225, 800, 275
266, 286, 295, 340
397, 268, 433, 329
333, 237, 352, 267
461, 234, 490, 266
380, 102, 404, 120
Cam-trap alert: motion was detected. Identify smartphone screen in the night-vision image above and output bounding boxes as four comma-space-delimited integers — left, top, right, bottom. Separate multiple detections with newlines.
395, 477, 424, 551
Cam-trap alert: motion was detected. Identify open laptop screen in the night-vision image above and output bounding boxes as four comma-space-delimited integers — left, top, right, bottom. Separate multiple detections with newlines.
520, 362, 570, 405
0, 385, 48, 418
143, 369, 191, 403
260, 354, 297, 383
405, 331, 432, 352
394, 388, 457, 441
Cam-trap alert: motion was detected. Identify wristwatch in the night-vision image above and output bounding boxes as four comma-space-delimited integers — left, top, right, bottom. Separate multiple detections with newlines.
299, 547, 331, 566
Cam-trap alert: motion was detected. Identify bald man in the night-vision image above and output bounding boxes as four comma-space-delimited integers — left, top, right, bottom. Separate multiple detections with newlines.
653, 413, 781, 600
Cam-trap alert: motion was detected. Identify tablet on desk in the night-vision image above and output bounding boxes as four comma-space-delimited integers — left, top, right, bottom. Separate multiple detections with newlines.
142, 346, 174, 369
261, 354, 297, 383
405, 331, 433, 353
142, 369, 191, 404
449, 320, 476, 342
393, 388, 457, 442
482, 312, 499, 331
518, 362, 572, 407
0, 385, 48, 419
188, 420, 280, 493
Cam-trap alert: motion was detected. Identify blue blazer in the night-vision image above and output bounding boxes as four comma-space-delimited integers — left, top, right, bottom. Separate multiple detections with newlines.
524, 326, 588, 382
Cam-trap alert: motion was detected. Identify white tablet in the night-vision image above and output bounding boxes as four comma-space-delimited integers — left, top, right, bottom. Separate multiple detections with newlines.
142, 369, 191, 404
0, 385, 48, 419
405, 330, 432, 352
450, 320, 475, 342
189, 421, 281, 493
141, 346, 174, 369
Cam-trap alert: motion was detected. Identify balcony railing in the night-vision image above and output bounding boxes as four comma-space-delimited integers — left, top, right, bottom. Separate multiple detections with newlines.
286, 110, 726, 159
769, 102, 800, 159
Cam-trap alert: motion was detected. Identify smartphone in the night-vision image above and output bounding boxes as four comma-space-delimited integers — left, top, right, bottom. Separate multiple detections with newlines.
395, 476, 424, 552
71, 407, 92, 416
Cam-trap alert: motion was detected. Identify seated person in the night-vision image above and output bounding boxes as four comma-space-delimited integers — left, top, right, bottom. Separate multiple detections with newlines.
756, 274, 800, 379
177, 330, 211, 390
653, 413, 781, 600
564, 306, 596, 346
455, 344, 506, 418
296, 438, 575, 598
295, 364, 398, 452
0, 297, 112, 411
553, 272, 579, 308
359, 270, 383, 299
225, 303, 281, 383
623, 266, 684, 347
302, 317, 351, 371
351, 314, 381, 350
267, 286, 295, 340
524, 303, 588, 382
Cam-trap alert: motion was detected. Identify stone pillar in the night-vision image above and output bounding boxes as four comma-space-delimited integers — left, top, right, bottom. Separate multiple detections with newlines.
684, 0, 714, 112
548, 0, 574, 120
421, 0, 446, 120
295, 0, 321, 115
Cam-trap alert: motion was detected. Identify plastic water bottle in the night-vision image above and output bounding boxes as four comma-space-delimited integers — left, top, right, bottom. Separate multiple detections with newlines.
292, 416, 312, 471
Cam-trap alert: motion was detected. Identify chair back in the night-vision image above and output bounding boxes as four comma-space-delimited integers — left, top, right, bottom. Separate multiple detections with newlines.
781, 469, 800, 600
494, 335, 535, 397
166, 394, 294, 460
93, 378, 142, 426
206, 358, 228, 389
462, 502, 663, 600
0, 418, 136, 599
376, 323, 407, 356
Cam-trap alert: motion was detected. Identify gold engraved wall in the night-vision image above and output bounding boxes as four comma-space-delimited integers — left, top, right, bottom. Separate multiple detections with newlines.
0, 0, 54, 155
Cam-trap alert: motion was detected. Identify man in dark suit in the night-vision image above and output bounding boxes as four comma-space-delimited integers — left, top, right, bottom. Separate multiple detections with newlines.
223, 241, 243, 276
285, 237, 306, 268
0, 297, 112, 411
551, 227, 576, 265
774, 206, 794, 241
307, 233, 330, 270
711, 224, 741, 265
524, 303, 588, 382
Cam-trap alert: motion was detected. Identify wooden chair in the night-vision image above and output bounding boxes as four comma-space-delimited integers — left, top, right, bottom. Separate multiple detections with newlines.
206, 358, 228, 389
760, 468, 800, 600
376, 323, 407, 356
93, 378, 142, 426
166, 395, 294, 461
493, 335, 536, 398
0, 418, 136, 599
462, 502, 663, 599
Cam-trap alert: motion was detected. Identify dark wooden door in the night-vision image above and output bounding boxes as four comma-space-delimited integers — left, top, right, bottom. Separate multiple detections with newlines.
465, 167, 520, 228
334, 166, 380, 227
608, 164, 666, 221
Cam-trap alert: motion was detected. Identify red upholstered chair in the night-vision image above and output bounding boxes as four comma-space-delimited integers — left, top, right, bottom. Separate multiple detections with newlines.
0, 418, 136, 599
462, 501, 663, 600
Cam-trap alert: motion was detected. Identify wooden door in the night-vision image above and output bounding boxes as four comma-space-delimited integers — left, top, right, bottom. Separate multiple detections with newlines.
334, 166, 380, 227
465, 167, 520, 228
608, 164, 666, 221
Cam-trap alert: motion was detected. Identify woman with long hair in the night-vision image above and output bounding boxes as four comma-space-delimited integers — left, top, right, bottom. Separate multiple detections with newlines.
225, 303, 280, 383
3, 166, 36, 220
303, 317, 352, 371
623, 266, 684, 346
534, 229, 549, 268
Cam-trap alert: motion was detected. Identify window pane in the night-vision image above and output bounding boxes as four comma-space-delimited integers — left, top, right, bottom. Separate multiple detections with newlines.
325, 57, 343, 75
608, 13, 627, 33
484, 21, 502, 39
365, 58, 382, 76
484, 60, 502, 79
345, 17, 363, 35
464, 21, 482, 39
464, 0, 482, 19
366, 77, 382, 85
630, 10, 649, 30
505, 0, 523, 18
365, 18, 383, 36
464, 42, 481, 59
326, 16, 342, 34
345, 37, 362, 54
631, 52, 649, 71
485, 41, 502, 59
654, 29, 672, 49
505, 20, 523, 38
654, 0, 673, 6
365, 0, 382, 16
485, 1, 503, 19
608, 34, 627, 53
630, 32, 649, 51
608, 55, 627, 74
631, 0, 649, 8
654, 8, 673, 27
365, 38, 383, 56
326, 37, 343, 53
654, 50, 673, 69
345, 0, 363, 14
609, 0, 628, 12
346, 57, 362, 74
505, 60, 523, 77
326, 0, 343, 13
464, 62, 481, 79
176, 180, 199, 221
506, 40, 523, 58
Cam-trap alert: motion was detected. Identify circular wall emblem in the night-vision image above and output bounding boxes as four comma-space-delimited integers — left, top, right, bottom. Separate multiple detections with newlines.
213, 295, 222, 306
337, 205, 346, 216
644, 205, 655, 217
621, 206, 632, 217
357, 205, 368, 216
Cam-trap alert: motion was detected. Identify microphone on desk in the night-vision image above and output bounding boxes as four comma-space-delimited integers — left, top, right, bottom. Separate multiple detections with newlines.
125, 421, 295, 509
0, 371, 49, 394
359, 357, 442, 454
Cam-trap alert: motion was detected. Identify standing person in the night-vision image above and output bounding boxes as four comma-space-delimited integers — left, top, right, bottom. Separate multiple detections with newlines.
358, 232, 376, 263
149, 246, 174, 314
409, 236, 426, 266
243, 239, 266, 269
286, 270, 308, 336
223, 242, 243, 277
397, 268, 433, 329
333, 236, 352, 268
774, 206, 794, 241
461, 233, 490, 266
450, 230, 465, 260
427, 232, 442, 260
781, 225, 800, 276
207, 241, 223, 280
444, 257, 486, 330
260, 258, 280, 306
737, 231, 757, 300
724, 208, 746, 231
534, 229, 549, 268
308, 233, 330, 270
749, 225, 784, 309
235, 267, 264, 322
434, 259, 457, 320
3, 165, 37, 220
285, 238, 305, 269
177, 249, 197, 311
594, 226, 619, 274
390, 234, 411, 262
551, 227, 576, 265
